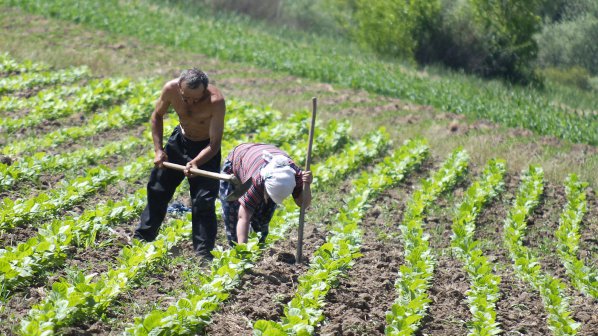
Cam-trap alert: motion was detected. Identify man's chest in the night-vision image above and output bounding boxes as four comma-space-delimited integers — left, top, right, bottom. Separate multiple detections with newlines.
171, 101, 213, 123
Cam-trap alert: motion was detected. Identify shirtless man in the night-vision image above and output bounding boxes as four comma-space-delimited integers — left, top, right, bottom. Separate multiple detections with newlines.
133, 68, 225, 260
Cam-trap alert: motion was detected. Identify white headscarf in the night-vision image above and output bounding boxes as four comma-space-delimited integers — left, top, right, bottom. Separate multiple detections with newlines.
260, 151, 296, 204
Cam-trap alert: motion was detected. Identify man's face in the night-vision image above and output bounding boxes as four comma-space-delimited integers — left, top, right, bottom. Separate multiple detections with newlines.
179, 81, 207, 104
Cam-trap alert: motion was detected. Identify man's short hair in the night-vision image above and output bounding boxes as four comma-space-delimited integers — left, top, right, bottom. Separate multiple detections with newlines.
179, 68, 209, 89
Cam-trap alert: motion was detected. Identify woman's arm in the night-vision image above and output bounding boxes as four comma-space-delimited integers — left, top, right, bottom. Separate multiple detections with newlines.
236, 204, 254, 244
294, 170, 313, 207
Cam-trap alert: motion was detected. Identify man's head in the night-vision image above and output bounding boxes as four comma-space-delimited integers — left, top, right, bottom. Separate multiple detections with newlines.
260, 155, 296, 205
178, 68, 209, 104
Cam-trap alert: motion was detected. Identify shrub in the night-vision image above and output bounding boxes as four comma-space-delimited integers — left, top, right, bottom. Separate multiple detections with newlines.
331, 0, 441, 61
541, 66, 593, 91
536, 13, 598, 75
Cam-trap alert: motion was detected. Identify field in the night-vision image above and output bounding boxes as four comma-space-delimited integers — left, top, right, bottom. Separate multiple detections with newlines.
1, 1, 597, 335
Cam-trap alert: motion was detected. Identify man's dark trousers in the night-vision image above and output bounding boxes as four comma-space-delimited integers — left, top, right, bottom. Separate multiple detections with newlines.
134, 126, 220, 258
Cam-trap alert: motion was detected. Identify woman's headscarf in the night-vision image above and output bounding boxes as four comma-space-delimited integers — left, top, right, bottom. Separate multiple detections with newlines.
260, 151, 296, 204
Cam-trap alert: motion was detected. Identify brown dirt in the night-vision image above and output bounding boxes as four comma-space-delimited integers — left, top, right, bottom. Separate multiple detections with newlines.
577, 188, 598, 267
318, 189, 413, 335
204, 206, 330, 335
418, 255, 471, 336
0, 284, 48, 335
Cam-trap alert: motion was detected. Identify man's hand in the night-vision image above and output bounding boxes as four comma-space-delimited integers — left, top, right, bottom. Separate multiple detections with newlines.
301, 170, 313, 184
184, 160, 198, 177
154, 150, 168, 168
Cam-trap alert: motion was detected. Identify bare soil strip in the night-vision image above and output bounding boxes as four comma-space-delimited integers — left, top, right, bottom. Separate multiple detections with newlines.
579, 190, 598, 266
318, 188, 413, 335
418, 181, 472, 335
419, 254, 471, 335
0, 115, 147, 160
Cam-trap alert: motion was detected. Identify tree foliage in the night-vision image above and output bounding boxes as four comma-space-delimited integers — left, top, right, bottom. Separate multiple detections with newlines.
329, 0, 543, 84
331, 0, 441, 61
468, 0, 543, 83
536, 0, 598, 76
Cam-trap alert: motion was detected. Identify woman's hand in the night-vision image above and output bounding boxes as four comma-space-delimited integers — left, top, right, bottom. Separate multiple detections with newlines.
301, 170, 313, 184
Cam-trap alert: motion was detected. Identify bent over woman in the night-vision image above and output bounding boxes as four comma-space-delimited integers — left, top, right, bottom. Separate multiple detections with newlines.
219, 143, 312, 245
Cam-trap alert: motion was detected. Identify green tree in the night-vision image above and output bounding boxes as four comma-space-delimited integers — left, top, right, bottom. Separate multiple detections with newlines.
469, 0, 543, 83
332, 0, 440, 61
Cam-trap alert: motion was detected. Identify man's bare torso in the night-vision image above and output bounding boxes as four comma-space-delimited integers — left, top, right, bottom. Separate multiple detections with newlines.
164, 80, 224, 141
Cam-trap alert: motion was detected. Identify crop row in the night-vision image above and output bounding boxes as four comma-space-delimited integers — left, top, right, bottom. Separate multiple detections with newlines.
450, 159, 506, 335
503, 166, 579, 335
0, 188, 147, 295
555, 175, 598, 299
255, 138, 429, 335
0, 136, 142, 192
386, 148, 469, 335
0, 65, 89, 94
0, 89, 156, 156
20, 216, 190, 335
0, 83, 80, 114
0, 156, 150, 233
0, 52, 49, 75
0, 77, 137, 133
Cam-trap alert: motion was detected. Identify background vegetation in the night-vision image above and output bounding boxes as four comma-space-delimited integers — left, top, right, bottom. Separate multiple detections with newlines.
5, 0, 596, 147
199, 0, 598, 88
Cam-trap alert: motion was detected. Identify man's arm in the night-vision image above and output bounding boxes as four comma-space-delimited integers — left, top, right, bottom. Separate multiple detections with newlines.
151, 86, 171, 168
186, 99, 225, 171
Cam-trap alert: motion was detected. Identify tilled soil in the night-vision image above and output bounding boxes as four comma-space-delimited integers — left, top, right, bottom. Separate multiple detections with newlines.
473, 174, 598, 336
204, 160, 431, 335
318, 190, 414, 335
204, 202, 332, 335
418, 254, 471, 336
315, 159, 440, 336
202, 163, 598, 335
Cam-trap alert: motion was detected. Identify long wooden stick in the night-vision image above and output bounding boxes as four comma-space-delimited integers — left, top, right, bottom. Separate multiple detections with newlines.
296, 97, 317, 263
162, 162, 235, 182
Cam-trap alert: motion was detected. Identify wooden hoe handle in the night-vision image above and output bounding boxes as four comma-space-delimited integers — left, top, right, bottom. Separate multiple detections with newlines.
162, 162, 234, 182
